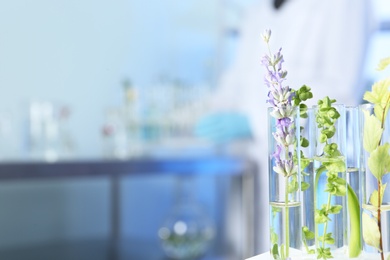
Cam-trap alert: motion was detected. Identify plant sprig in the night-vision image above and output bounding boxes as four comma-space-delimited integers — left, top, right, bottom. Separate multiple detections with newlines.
362, 56, 390, 260
263, 29, 315, 260
293, 85, 313, 194
262, 29, 296, 260
314, 97, 346, 260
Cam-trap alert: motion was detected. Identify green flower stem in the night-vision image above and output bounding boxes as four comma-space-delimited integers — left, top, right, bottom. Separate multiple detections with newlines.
285, 174, 290, 258
322, 192, 332, 248
347, 183, 362, 257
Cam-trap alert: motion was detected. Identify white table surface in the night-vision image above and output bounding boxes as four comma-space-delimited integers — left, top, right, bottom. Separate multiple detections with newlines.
245, 252, 269, 260
245, 252, 318, 260
245, 251, 379, 260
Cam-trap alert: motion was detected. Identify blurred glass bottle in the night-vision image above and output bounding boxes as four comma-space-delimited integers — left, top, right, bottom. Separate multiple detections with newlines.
28, 101, 59, 162
57, 105, 75, 159
122, 79, 143, 157
101, 107, 128, 159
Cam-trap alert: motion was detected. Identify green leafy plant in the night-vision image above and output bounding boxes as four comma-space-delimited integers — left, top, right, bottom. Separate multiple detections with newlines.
312, 97, 362, 258
314, 97, 346, 260
293, 86, 316, 255
362, 56, 390, 260
293, 85, 314, 194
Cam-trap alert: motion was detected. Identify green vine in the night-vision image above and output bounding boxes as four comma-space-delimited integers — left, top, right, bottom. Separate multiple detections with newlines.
293, 85, 316, 254
314, 97, 346, 260
293, 85, 313, 193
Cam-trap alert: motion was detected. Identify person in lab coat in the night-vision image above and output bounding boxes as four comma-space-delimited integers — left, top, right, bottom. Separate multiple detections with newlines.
195, 0, 376, 254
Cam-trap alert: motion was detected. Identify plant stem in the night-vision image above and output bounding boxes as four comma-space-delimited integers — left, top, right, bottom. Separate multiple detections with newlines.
303, 238, 310, 254
282, 145, 291, 259
322, 192, 332, 248
285, 175, 290, 258
377, 180, 384, 260
380, 95, 390, 130
378, 97, 388, 260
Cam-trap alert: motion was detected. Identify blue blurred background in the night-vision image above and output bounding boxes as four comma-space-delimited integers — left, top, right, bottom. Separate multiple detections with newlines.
0, 0, 389, 259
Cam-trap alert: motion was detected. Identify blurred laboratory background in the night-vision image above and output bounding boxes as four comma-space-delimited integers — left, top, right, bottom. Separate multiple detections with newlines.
0, 0, 388, 259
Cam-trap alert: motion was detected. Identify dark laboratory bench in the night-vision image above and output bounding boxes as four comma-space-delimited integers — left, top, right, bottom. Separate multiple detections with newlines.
0, 156, 253, 180
0, 156, 258, 260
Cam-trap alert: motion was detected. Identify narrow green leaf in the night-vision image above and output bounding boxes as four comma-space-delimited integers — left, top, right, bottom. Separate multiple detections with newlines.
347, 184, 362, 257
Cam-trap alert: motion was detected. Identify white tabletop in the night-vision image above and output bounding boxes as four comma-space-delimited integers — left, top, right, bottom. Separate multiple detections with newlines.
245, 252, 311, 260
246, 252, 269, 260
245, 251, 379, 260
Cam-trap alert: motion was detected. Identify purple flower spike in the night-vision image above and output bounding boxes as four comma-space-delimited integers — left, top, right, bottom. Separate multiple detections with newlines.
261, 55, 272, 68
262, 29, 297, 178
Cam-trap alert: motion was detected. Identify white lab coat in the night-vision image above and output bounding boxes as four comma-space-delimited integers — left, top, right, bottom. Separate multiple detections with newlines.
211, 0, 376, 254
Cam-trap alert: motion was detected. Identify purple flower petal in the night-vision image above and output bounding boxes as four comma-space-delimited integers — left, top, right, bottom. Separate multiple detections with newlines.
273, 144, 282, 161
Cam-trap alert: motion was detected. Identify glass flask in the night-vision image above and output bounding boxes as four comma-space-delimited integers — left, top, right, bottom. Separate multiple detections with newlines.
158, 175, 215, 259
